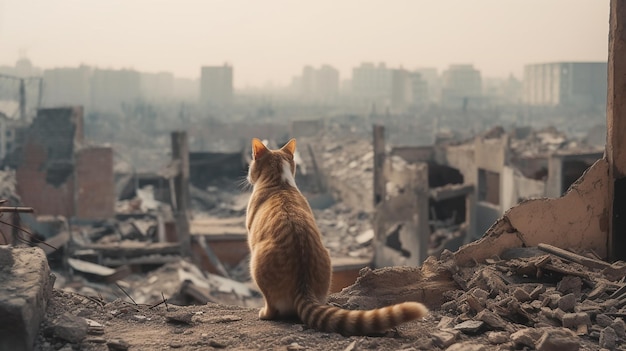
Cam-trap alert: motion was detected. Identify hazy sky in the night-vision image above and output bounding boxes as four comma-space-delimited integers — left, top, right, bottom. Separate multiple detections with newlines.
0, 0, 609, 88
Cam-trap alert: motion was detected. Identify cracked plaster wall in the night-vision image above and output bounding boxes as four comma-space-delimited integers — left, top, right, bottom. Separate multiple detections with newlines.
454, 158, 609, 265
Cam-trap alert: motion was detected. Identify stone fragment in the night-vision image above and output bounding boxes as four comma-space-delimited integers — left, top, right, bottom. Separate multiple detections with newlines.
465, 294, 484, 313
475, 310, 508, 330
52, 312, 88, 343
529, 285, 546, 299
512, 287, 531, 302
432, 331, 457, 348
557, 293, 577, 312
556, 276, 582, 295
540, 307, 565, 321
0, 247, 54, 351
599, 327, 617, 350
166, 311, 194, 325
84, 337, 107, 344
562, 312, 591, 329
471, 288, 489, 301
107, 338, 130, 351
610, 318, 626, 339
536, 328, 579, 351
511, 328, 542, 348
453, 320, 484, 334
445, 342, 488, 351
546, 294, 561, 308
169, 341, 183, 348
487, 331, 509, 344
437, 316, 455, 329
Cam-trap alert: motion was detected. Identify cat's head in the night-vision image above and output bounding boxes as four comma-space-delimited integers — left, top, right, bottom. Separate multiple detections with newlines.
247, 138, 297, 187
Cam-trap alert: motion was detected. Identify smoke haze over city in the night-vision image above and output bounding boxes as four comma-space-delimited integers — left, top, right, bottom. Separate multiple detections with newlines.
0, 0, 609, 88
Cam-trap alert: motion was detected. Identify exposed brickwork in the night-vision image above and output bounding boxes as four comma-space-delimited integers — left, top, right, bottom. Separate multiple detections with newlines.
16, 141, 75, 218
15, 106, 113, 220
75, 147, 115, 220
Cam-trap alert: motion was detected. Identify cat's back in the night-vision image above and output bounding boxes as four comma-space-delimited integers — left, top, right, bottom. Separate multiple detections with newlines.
248, 185, 319, 244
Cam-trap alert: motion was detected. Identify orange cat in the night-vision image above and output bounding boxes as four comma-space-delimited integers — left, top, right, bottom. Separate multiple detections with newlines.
245, 138, 428, 336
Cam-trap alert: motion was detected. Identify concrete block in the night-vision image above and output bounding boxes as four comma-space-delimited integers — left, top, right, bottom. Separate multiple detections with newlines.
0, 246, 54, 351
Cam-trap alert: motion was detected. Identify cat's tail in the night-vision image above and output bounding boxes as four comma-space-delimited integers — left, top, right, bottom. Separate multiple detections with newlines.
294, 293, 428, 336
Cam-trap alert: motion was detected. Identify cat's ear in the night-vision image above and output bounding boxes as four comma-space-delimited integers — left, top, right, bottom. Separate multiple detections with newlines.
281, 138, 296, 155
251, 138, 269, 160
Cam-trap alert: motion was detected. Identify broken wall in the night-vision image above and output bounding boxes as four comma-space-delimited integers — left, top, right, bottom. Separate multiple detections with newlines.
374, 161, 429, 267
501, 166, 546, 211
75, 147, 115, 219
455, 158, 610, 265
16, 107, 83, 218
15, 106, 114, 220
474, 135, 508, 235
441, 143, 476, 185
545, 152, 604, 198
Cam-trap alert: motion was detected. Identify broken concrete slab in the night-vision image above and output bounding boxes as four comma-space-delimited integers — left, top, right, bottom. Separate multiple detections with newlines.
0, 246, 54, 351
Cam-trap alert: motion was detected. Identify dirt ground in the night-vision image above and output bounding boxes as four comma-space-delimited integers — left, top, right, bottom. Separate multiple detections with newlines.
37, 286, 607, 351
37, 290, 441, 351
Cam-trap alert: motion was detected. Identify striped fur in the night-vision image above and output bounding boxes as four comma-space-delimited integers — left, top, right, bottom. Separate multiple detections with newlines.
246, 138, 428, 336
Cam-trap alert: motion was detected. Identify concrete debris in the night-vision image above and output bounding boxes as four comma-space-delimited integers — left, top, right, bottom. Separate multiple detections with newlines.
330, 242, 626, 350
50, 312, 88, 343
106, 338, 130, 351
0, 247, 54, 351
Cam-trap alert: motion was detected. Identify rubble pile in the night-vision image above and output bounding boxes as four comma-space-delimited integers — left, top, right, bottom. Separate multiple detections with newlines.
509, 126, 603, 158
314, 202, 373, 260
305, 135, 375, 213
437, 245, 626, 350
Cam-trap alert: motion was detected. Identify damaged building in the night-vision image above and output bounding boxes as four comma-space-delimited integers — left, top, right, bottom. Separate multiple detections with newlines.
364, 122, 603, 267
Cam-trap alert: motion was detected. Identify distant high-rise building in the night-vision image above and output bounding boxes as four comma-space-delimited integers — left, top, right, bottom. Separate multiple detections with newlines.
523, 62, 607, 109
352, 62, 393, 99
295, 64, 339, 101
42, 66, 92, 108
173, 77, 199, 102
90, 68, 142, 112
140, 72, 174, 102
415, 67, 440, 103
391, 69, 412, 109
200, 64, 233, 109
409, 72, 429, 107
441, 64, 482, 108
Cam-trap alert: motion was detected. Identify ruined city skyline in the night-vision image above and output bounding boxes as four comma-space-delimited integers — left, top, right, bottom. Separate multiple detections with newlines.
0, 0, 609, 88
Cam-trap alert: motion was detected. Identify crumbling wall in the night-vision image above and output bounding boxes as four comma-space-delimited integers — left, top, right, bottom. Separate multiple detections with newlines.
501, 166, 545, 210
442, 143, 476, 185
15, 107, 113, 220
455, 158, 609, 265
374, 161, 429, 267
75, 147, 115, 220
16, 138, 76, 218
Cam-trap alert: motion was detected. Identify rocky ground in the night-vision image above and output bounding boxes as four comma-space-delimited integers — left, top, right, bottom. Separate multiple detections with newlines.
36, 246, 626, 351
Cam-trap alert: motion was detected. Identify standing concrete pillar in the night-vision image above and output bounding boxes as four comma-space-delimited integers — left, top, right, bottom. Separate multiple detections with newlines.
607, 0, 626, 260
373, 125, 386, 206
171, 131, 191, 257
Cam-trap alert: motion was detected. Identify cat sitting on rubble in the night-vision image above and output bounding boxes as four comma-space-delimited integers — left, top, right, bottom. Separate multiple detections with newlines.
245, 137, 428, 336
